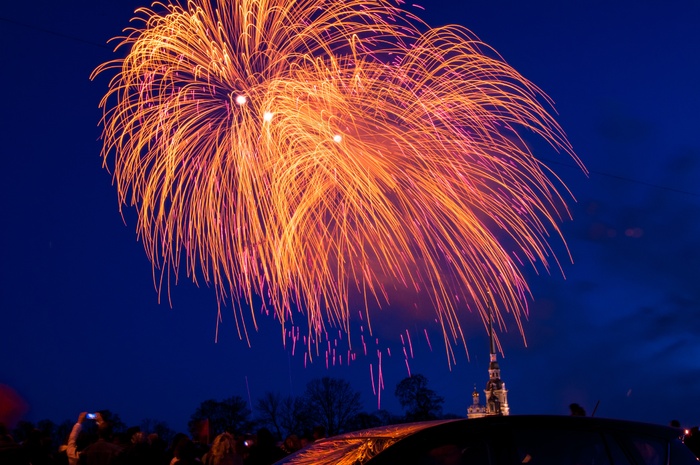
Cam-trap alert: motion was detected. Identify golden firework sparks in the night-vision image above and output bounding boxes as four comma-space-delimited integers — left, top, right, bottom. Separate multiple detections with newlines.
92, 0, 583, 363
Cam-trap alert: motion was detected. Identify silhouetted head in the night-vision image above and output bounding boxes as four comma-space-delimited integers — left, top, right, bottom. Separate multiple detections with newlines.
569, 403, 586, 416
255, 428, 276, 448
174, 437, 197, 461
97, 422, 113, 440
312, 425, 326, 440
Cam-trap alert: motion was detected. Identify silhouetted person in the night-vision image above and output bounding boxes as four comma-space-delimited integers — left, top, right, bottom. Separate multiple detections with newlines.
79, 413, 122, 465
147, 433, 168, 464
163, 433, 189, 465
0, 423, 30, 465
311, 426, 326, 442
171, 437, 199, 465
66, 412, 96, 465
569, 403, 586, 416
202, 432, 243, 465
21, 428, 54, 465
245, 428, 285, 465
116, 426, 151, 465
280, 434, 301, 456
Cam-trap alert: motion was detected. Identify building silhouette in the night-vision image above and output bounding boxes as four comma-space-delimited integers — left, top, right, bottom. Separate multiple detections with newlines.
467, 309, 510, 418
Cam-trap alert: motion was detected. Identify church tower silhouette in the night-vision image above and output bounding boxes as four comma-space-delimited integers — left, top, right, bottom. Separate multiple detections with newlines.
467, 306, 510, 418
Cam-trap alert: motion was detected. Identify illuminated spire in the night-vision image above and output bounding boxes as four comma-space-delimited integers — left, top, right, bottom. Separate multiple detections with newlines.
467, 384, 486, 418
484, 303, 509, 416
489, 305, 498, 366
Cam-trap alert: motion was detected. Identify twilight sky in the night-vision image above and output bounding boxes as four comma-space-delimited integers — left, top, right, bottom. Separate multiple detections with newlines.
1, 0, 699, 434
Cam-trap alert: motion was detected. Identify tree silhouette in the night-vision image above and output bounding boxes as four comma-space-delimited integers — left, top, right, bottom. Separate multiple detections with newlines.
280, 395, 313, 438
375, 409, 402, 426
303, 377, 362, 436
35, 419, 62, 449
188, 396, 252, 439
255, 392, 284, 440
394, 374, 444, 421
140, 418, 175, 444
346, 412, 383, 432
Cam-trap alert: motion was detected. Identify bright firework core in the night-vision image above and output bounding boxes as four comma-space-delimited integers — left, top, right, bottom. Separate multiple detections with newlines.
92, 0, 584, 389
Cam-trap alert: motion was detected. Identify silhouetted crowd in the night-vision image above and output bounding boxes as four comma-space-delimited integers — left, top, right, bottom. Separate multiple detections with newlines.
2, 410, 699, 464
0, 412, 327, 465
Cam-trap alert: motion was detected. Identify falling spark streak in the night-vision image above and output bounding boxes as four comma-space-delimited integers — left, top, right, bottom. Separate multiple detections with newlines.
377, 350, 384, 409
93, 0, 583, 369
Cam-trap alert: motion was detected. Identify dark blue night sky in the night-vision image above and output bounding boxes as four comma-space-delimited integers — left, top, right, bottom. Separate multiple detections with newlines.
1, 0, 699, 434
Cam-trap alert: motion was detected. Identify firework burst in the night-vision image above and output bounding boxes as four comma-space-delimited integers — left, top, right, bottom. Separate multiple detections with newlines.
93, 0, 583, 363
